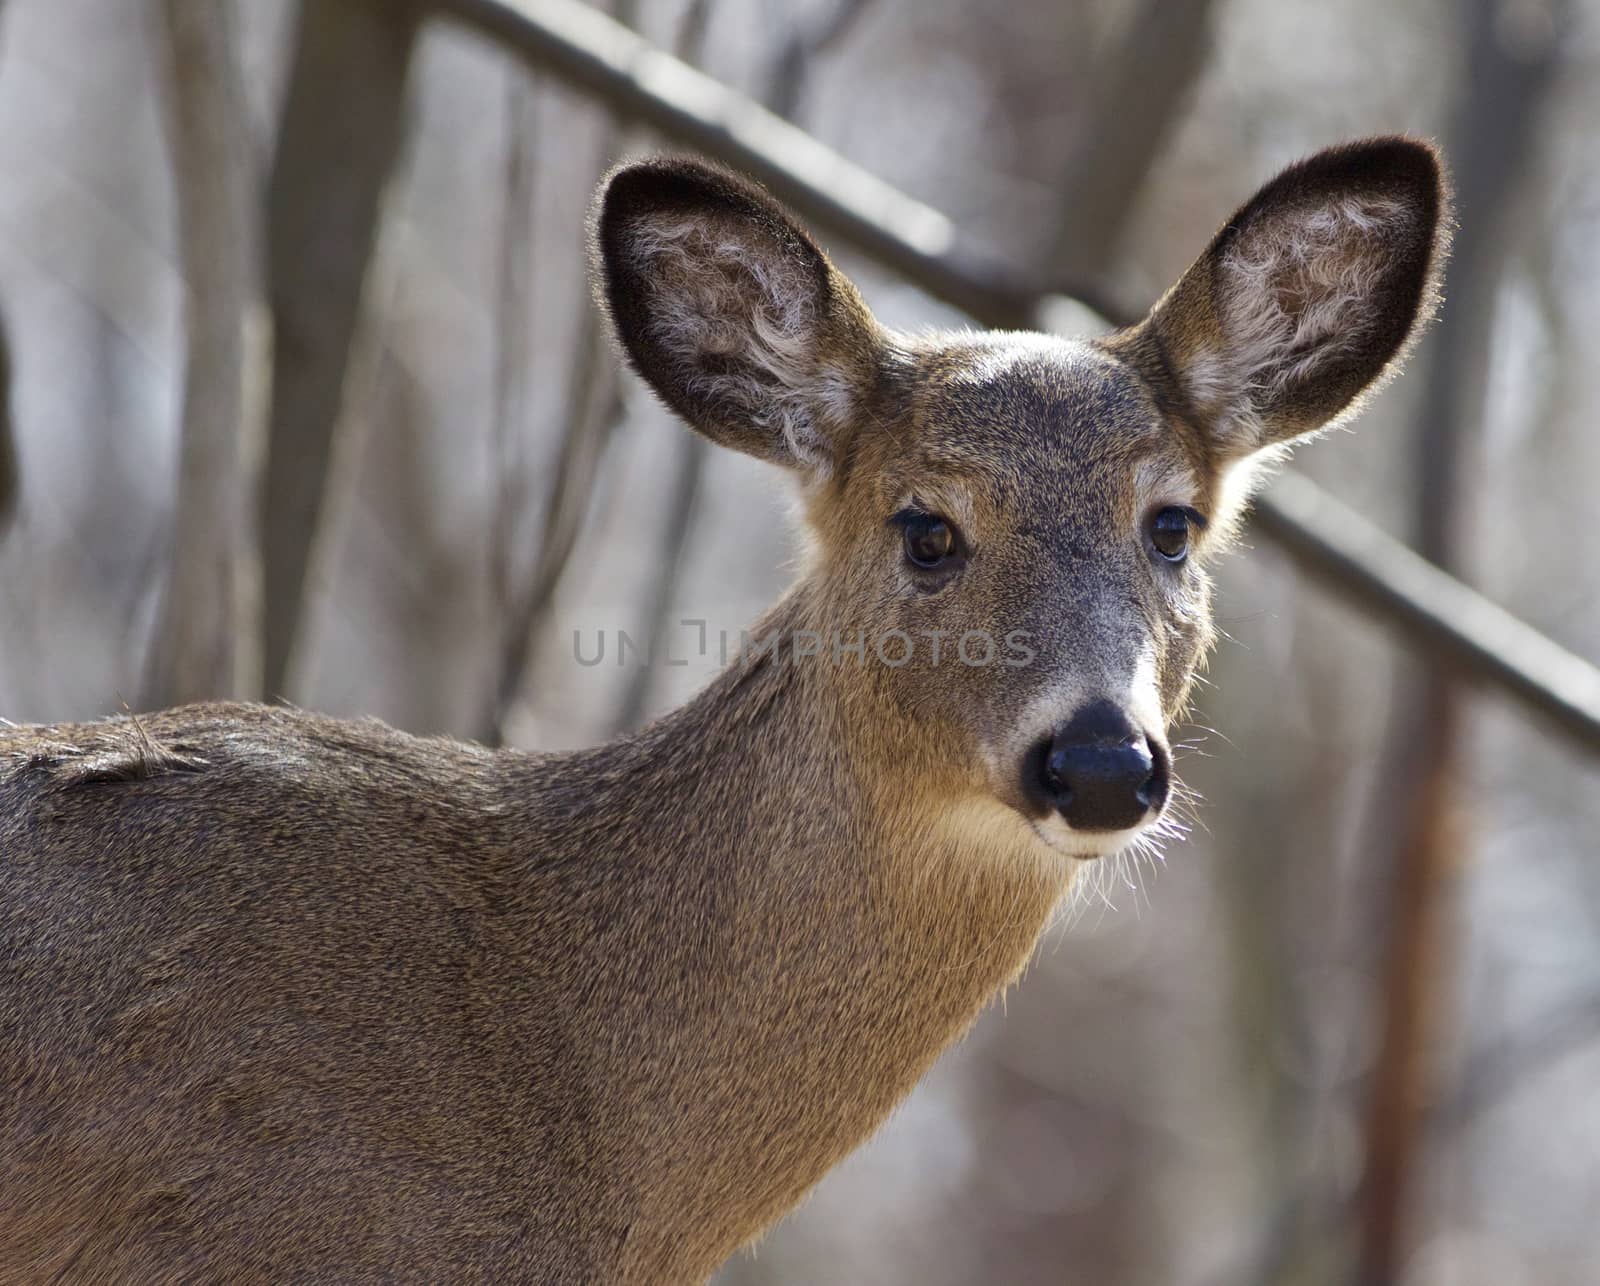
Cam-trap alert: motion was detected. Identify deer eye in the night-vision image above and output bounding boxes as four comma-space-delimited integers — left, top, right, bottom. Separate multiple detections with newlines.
897, 511, 959, 570
1149, 507, 1195, 562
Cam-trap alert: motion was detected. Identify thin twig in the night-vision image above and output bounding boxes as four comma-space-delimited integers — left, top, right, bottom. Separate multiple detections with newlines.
485, 308, 619, 744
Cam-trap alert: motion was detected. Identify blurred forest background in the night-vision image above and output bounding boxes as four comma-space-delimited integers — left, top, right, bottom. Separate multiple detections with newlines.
2, 0, 1599, 1282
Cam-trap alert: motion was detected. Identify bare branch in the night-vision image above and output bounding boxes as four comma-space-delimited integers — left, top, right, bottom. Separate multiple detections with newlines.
609, 436, 707, 735
143, 0, 265, 708
1254, 472, 1600, 752
435, 0, 1059, 328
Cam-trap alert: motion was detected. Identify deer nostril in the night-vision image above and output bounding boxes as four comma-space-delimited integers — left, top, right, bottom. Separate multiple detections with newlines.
1132, 738, 1171, 809
1137, 740, 1170, 812
1044, 737, 1154, 831
1029, 703, 1168, 833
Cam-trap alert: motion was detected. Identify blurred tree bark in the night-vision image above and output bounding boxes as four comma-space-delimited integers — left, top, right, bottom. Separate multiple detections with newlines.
481, 0, 639, 746
1357, 3, 1566, 1282
0, 311, 15, 537
143, 0, 264, 708
488, 76, 539, 737
483, 304, 620, 745
260, 0, 421, 699
0, 0, 17, 540
761, 0, 874, 124
377, 351, 466, 732
1046, 0, 1215, 284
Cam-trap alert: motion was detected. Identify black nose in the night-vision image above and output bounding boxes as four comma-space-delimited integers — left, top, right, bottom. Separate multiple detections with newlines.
1027, 701, 1168, 831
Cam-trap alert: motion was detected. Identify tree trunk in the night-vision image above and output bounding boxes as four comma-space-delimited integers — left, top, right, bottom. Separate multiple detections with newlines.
143, 0, 265, 707
259, 0, 421, 699
1357, 4, 1566, 1281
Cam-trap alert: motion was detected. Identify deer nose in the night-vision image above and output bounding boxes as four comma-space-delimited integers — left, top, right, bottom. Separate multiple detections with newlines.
1030, 701, 1168, 832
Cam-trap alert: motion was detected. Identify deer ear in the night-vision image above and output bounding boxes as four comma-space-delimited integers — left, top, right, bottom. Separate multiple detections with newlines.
593, 157, 886, 476
1133, 138, 1450, 459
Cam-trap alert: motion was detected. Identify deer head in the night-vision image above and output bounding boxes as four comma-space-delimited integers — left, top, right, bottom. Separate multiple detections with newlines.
596, 139, 1448, 868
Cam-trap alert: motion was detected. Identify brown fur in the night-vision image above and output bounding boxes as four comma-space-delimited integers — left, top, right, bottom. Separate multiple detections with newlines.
0, 139, 1448, 1282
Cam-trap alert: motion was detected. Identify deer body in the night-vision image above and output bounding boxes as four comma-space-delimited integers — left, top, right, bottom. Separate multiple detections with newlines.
1, 141, 1447, 1281
3, 605, 1055, 1282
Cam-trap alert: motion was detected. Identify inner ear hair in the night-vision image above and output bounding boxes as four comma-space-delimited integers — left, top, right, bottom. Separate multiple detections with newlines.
1140, 137, 1451, 456
593, 156, 882, 476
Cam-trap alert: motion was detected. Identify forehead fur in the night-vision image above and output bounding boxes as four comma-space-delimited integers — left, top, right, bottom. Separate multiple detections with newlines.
865, 332, 1204, 509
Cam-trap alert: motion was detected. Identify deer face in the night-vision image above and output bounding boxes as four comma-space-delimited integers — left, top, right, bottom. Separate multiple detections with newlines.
596, 141, 1447, 860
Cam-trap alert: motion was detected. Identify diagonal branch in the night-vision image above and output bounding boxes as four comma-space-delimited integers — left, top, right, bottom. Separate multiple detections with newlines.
435, 0, 1061, 328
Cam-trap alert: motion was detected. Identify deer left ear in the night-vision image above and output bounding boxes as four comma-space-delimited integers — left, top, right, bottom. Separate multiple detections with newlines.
593, 156, 887, 479
1128, 137, 1450, 459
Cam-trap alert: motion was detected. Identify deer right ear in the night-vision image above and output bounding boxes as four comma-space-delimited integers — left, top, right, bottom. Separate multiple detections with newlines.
593, 157, 886, 477
1130, 137, 1450, 460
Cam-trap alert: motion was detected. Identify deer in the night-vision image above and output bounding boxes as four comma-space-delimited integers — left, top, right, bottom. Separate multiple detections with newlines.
0, 137, 1447, 1283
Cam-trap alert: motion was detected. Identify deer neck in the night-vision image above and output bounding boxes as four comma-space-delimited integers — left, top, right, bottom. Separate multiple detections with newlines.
508, 587, 1073, 1274
593, 586, 1068, 998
